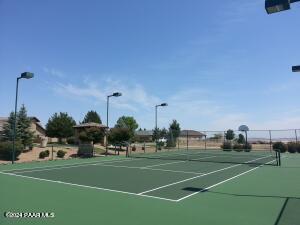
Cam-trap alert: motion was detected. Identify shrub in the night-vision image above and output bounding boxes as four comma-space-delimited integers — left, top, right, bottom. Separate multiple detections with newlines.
131, 145, 136, 152
45, 150, 50, 157
244, 143, 252, 152
57, 150, 66, 158
39, 151, 47, 159
273, 142, 287, 153
287, 142, 300, 153
233, 144, 244, 152
221, 141, 232, 150
0, 141, 23, 160
67, 137, 76, 145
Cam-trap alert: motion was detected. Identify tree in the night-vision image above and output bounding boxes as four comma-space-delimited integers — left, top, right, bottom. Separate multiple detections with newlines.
2, 112, 18, 142
17, 105, 34, 148
237, 134, 245, 144
225, 129, 235, 141
115, 116, 138, 139
81, 111, 102, 124
46, 112, 76, 143
108, 128, 131, 146
166, 128, 176, 148
78, 127, 104, 144
2, 105, 33, 149
169, 120, 181, 140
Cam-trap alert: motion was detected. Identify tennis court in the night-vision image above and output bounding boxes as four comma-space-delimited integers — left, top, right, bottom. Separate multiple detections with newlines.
2, 149, 300, 225
0, 149, 279, 202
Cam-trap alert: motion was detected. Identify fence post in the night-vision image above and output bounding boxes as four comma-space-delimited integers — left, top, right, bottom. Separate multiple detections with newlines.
295, 129, 298, 143
204, 132, 207, 150
51, 145, 54, 160
186, 130, 189, 151
269, 130, 272, 152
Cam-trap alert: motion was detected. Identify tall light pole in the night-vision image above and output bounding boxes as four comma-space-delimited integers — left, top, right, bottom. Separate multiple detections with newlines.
12, 72, 34, 164
265, 0, 300, 14
106, 92, 122, 155
155, 103, 168, 152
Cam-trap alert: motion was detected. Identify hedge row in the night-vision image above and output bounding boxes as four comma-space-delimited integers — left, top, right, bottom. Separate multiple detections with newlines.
221, 141, 252, 152
272, 142, 300, 153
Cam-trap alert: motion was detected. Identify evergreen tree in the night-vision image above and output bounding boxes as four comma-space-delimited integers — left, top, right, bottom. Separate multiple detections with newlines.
17, 105, 34, 148
169, 120, 181, 140
82, 111, 102, 124
225, 129, 235, 141
2, 105, 33, 148
2, 112, 18, 141
46, 112, 76, 143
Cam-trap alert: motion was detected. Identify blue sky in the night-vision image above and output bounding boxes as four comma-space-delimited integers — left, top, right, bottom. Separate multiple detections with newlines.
0, 0, 300, 131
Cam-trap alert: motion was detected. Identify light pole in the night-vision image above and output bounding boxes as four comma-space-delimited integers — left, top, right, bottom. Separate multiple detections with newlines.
265, 0, 300, 14
12, 72, 34, 164
106, 92, 122, 155
155, 103, 168, 152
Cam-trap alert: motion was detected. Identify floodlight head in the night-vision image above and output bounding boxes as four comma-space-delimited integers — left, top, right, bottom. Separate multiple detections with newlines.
20, 72, 34, 79
265, 0, 291, 14
292, 65, 300, 72
238, 125, 249, 132
112, 92, 122, 97
160, 103, 168, 107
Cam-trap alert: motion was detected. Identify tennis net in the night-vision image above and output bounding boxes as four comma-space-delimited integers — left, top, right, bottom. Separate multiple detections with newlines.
128, 148, 281, 166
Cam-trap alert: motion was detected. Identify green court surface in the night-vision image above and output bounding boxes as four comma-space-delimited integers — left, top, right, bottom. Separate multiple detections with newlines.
0, 153, 300, 225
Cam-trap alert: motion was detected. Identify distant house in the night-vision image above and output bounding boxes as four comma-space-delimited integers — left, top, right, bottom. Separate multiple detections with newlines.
135, 130, 153, 142
0, 116, 46, 142
73, 123, 108, 145
179, 130, 206, 140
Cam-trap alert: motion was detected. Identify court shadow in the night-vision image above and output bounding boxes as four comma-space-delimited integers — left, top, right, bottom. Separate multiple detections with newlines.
182, 187, 208, 193
206, 191, 300, 225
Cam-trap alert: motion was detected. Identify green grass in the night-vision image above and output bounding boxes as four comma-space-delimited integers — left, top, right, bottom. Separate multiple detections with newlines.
0, 154, 299, 225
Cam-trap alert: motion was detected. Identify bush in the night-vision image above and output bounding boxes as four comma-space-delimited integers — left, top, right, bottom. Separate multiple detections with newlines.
57, 150, 66, 158
45, 150, 50, 157
131, 145, 136, 152
273, 142, 287, 153
221, 141, 232, 150
0, 141, 23, 160
244, 143, 252, 152
39, 151, 47, 159
233, 143, 243, 152
287, 142, 300, 153
67, 137, 76, 145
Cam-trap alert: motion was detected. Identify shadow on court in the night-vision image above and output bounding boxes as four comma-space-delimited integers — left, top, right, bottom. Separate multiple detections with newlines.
196, 190, 300, 225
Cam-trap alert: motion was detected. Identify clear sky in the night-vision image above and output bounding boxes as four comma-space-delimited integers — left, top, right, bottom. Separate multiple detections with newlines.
0, 0, 300, 131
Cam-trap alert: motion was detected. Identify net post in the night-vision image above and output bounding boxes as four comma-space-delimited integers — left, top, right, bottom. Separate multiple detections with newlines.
295, 129, 298, 143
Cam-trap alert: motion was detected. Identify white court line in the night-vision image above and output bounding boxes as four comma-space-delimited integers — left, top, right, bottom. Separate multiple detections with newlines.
137, 155, 271, 195
143, 156, 217, 168
93, 164, 203, 175
2, 158, 139, 173
0, 171, 177, 202
176, 158, 276, 202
